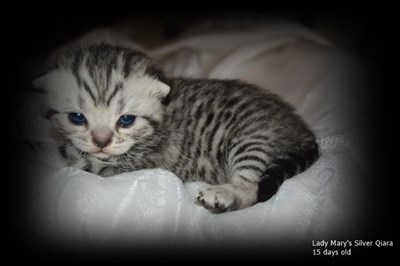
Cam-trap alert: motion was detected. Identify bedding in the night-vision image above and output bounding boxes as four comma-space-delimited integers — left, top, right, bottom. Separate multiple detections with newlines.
19, 19, 370, 249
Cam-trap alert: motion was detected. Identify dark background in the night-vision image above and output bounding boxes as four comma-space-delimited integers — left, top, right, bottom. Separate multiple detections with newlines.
11, 2, 389, 87
13, 3, 386, 59
8, 1, 396, 263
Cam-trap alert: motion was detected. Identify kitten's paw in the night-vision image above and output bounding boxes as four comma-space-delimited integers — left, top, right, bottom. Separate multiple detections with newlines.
196, 186, 235, 213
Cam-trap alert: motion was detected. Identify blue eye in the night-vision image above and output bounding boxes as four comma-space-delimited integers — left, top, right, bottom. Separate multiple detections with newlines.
68, 113, 87, 126
118, 115, 136, 128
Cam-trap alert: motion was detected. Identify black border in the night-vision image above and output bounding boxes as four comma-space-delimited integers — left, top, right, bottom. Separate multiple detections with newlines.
9, 2, 397, 263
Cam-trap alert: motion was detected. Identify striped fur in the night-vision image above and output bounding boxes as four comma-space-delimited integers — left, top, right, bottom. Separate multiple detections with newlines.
33, 44, 319, 213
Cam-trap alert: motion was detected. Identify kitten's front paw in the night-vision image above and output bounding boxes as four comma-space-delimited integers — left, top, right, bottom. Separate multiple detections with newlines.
196, 186, 235, 213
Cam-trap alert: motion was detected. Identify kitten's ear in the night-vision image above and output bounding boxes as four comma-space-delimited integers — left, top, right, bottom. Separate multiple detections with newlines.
32, 70, 56, 91
153, 81, 171, 98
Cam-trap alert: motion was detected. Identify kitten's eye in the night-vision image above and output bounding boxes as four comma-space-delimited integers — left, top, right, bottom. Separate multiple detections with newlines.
117, 115, 136, 128
68, 113, 87, 126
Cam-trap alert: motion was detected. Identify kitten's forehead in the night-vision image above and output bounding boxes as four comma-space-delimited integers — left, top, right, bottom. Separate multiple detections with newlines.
59, 44, 161, 80
60, 44, 170, 101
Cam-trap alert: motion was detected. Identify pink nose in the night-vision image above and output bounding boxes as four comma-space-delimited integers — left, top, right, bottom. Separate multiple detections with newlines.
93, 137, 111, 148
92, 130, 113, 148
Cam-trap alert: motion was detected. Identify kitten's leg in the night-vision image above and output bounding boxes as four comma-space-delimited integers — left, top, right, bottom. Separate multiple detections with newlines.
196, 139, 271, 213
196, 163, 263, 213
196, 177, 258, 213
196, 142, 319, 213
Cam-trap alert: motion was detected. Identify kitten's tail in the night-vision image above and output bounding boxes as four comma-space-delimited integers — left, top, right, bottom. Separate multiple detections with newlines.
257, 141, 319, 202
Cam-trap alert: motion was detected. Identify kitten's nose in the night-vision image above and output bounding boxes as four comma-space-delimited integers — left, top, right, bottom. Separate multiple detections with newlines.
92, 129, 113, 149
93, 138, 111, 148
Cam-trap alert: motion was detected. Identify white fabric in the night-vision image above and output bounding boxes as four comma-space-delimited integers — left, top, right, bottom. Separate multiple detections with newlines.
22, 20, 368, 248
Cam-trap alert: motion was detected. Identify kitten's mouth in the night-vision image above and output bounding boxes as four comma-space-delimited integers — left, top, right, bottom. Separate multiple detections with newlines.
92, 150, 112, 159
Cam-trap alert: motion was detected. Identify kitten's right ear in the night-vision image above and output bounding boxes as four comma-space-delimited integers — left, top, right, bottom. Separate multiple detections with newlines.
32, 70, 56, 91
32, 74, 47, 91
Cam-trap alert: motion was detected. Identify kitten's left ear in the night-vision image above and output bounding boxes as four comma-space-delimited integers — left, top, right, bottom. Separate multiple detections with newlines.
154, 81, 171, 98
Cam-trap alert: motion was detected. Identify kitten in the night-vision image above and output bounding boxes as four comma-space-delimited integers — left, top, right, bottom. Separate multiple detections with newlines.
33, 43, 319, 213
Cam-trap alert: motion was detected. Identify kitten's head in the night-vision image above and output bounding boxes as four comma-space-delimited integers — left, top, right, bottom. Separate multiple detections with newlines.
33, 44, 171, 159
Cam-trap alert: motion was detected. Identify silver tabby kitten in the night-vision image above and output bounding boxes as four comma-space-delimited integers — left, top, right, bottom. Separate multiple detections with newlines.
33, 44, 319, 213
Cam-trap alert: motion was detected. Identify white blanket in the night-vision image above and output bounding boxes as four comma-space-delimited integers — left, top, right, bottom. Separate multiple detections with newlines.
21, 20, 369, 249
